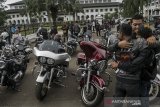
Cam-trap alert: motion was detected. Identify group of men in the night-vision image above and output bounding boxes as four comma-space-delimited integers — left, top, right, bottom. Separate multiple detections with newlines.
108, 14, 159, 107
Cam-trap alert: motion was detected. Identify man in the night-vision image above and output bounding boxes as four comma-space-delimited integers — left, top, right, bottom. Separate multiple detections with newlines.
109, 14, 158, 107
110, 23, 151, 107
73, 21, 80, 37
154, 18, 160, 29
49, 25, 57, 40
61, 22, 69, 42
95, 21, 101, 36
12, 28, 23, 45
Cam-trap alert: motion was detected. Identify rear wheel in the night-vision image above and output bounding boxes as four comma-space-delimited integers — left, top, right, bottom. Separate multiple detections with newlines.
35, 80, 49, 101
81, 83, 104, 107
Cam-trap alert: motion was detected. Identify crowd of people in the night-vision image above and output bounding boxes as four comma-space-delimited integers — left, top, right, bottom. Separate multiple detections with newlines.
108, 14, 159, 107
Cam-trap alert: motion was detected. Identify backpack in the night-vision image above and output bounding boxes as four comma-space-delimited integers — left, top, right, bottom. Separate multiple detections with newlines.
141, 49, 157, 81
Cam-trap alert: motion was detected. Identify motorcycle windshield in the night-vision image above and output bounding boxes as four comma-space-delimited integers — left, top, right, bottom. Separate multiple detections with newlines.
38, 40, 62, 53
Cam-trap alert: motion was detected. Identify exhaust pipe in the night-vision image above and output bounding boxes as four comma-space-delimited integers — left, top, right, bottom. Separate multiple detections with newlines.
13, 71, 23, 82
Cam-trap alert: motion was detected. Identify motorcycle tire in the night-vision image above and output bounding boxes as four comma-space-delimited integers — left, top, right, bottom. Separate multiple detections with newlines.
67, 47, 74, 56
35, 80, 49, 101
81, 83, 104, 107
149, 82, 160, 103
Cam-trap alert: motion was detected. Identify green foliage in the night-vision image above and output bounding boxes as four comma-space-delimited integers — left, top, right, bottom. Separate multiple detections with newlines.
105, 12, 118, 20
24, 0, 83, 26
0, 0, 7, 26
122, 0, 150, 17
0, 9, 7, 26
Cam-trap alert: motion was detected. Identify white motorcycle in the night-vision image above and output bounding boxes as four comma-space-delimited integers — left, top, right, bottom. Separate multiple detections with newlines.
33, 40, 71, 101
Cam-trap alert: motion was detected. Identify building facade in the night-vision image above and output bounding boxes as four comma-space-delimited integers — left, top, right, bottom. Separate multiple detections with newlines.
144, 0, 160, 20
5, 0, 121, 25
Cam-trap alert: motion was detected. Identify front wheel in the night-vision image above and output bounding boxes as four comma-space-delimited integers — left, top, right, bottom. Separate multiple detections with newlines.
35, 80, 49, 101
67, 47, 74, 56
81, 83, 104, 107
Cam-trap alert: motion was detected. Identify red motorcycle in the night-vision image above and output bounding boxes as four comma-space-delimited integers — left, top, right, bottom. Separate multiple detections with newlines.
76, 41, 111, 107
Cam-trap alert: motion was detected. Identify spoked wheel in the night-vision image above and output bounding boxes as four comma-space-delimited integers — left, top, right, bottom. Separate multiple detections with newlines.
35, 79, 49, 101
149, 82, 159, 102
81, 83, 104, 107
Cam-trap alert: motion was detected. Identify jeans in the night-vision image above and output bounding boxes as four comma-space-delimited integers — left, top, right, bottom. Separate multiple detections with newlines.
140, 81, 151, 107
114, 80, 141, 107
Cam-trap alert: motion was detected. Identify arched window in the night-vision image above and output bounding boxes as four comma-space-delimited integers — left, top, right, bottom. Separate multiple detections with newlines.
81, 15, 84, 20
13, 20, 16, 24
77, 16, 80, 20
9, 20, 12, 25
91, 15, 94, 20
86, 15, 89, 20
17, 20, 20, 24
43, 18, 46, 22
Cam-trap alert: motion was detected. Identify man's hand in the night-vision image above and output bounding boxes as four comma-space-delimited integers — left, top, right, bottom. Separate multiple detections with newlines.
147, 36, 156, 45
118, 40, 132, 48
111, 61, 119, 69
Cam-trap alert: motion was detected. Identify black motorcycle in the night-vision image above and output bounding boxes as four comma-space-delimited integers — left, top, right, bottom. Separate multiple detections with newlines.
14, 37, 32, 72
66, 36, 78, 56
0, 45, 26, 89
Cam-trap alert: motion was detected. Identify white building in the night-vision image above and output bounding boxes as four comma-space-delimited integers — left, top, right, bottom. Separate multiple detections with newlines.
144, 0, 160, 20
5, 0, 122, 25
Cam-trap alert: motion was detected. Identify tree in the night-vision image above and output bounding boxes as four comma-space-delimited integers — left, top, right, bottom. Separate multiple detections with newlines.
23, 0, 45, 24
24, 0, 83, 26
67, 0, 84, 21
122, 0, 150, 17
0, 0, 7, 26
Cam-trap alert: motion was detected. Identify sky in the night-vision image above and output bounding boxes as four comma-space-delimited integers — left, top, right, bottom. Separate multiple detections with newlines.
5, 0, 22, 4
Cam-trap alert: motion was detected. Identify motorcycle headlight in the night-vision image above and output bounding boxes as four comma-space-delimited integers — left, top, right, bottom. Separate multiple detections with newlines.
0, 61, 5, 69
39, 57, 47, 64
47, 58, 55, 65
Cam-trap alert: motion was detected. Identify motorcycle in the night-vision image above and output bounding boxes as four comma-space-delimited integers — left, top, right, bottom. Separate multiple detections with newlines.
14, 37, 32, 72
0, 44, 26, 89
76, 41, 111, 107
149, 53, 160, 102
66, 36, 78, 56
33, 40, 71, 101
